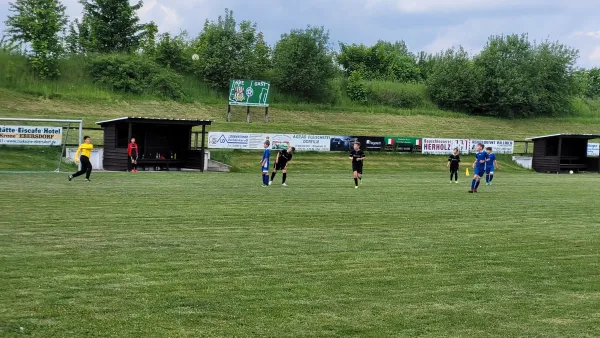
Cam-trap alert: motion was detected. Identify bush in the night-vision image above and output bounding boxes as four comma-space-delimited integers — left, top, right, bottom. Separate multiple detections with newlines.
365, 81, 427, 108
87, 54, 184, 100
346, 71, 367, 103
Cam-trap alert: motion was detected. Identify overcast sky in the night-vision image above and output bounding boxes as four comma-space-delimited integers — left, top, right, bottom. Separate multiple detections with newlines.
1, 0, 599, 67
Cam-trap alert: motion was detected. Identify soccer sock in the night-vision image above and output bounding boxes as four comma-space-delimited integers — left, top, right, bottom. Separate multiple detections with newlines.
354, 178, 358, 186
271, 172, 276, 181
486, 174, 490, 183
282, 173, 287, 183
262, 175, 266, 185
475, 180, 481, 189
490, 174, 494, 182
471, 179, 477, 190
450, 173, 453, 181
454, 172, 458, 181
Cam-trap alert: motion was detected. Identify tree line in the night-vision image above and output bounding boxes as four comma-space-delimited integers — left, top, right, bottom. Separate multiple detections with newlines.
3, 0, 600, 117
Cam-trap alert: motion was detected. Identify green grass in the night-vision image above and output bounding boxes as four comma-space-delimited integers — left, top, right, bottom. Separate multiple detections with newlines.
210, 151, 528, 173
1, 171, 599, 337
0, 146, 76, 172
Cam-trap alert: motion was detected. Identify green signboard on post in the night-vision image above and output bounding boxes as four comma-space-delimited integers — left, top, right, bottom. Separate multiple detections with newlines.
228, 80, 270, 107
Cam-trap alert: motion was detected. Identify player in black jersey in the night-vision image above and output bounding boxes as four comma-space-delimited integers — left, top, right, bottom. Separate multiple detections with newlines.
447, 147, 460, 184
349, 141, 365, 188
270, 146, 295, 186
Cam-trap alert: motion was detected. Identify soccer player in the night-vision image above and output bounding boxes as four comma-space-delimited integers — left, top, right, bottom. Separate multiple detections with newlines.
68, 136, 93, 182
485, 147, 499, 185
270, 146, 295, 186
260, 140, 271, 187
447, 147, 460, 183
128, 137, 139, 172
469, 143, 488, 193
349, 141, 365, 188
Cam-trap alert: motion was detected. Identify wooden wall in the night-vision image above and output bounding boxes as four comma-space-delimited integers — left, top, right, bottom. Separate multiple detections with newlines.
185, 150, 205, 171
532, 139, 559, 173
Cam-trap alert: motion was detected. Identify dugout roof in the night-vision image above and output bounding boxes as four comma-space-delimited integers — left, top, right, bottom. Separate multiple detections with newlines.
96, 117, 213, 127
526, 133, 600, 141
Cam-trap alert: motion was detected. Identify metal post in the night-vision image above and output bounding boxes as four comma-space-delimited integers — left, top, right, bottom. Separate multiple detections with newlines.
246, 106, 250, 124
194, 132, 198, 150
265, 107, 269, 123
78, 121, 83, 146
200, 125, 206, 172
524, 141, 528, 154
227, 105, 231, 122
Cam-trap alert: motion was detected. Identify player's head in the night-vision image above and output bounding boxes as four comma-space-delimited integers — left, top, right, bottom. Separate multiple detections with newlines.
353, 142, 360, 150
83, 136, 91, 144
477, 143, 484, 152
131, 137, 136, 143
486, 147, 492, 153
289, 146, 296, 153
264, 140, 270, 149
453, 147, 459, 155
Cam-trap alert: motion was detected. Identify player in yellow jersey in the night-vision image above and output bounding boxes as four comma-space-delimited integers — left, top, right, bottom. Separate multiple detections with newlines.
69, 136, 93, 182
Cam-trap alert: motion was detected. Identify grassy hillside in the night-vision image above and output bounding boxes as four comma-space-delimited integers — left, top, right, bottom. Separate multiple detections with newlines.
1, 88, 600, 142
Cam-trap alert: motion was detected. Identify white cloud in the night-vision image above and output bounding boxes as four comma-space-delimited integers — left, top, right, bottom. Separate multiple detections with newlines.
574, 31, 600, 39
590, 47, 600, 61
365, 0, 522, 13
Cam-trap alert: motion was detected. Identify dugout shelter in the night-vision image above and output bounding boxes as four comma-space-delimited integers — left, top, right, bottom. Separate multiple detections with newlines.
526, 134, 600, 173
97, 117, 212, 172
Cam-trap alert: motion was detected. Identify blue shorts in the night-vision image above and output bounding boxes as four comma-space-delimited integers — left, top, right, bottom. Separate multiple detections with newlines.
475, 167, 485, 177
262, 165, 269, 173
486, 167, 494, 174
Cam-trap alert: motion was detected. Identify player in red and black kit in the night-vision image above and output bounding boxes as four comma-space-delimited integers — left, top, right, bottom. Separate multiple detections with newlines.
270, 146, 295, 186
127, 137, 139, 172
349, 141, 365, 188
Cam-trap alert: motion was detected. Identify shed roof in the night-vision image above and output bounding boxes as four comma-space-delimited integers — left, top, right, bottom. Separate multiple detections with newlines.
525, 133, 600, 141
96, 117, 213, 126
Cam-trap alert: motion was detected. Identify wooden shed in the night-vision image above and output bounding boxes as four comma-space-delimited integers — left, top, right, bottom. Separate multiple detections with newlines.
96, 117, 212, 172
526, 134, 600, 173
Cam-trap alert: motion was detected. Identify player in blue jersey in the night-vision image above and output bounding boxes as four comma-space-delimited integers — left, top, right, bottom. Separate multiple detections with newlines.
485, 147, 499, 185
469, 143, 488, 193
260, 140, 271, 187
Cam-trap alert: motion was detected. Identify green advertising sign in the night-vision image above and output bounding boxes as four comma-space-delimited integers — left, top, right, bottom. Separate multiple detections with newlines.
384, 137, 421, 146
228, 80, 270, 107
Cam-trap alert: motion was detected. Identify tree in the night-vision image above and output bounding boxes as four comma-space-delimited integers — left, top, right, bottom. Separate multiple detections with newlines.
474, 34, 578, 117
78, 0, 146, 53
583, 68, 600, 98
426, 47, 480, 112
337, 40, 420, 82
154, 31, 192, 74
4, 0, 67, 79
272, 26, 336, 100
192, 9, 271, 89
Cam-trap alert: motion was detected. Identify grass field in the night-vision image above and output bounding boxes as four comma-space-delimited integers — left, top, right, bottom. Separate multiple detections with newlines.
1, 170, 599, 337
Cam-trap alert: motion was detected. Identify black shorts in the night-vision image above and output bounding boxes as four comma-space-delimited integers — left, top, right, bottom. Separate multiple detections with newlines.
130, 156, 138, 161
352, 162, 363, 174
274, 162, 287, 171
450, 166, 459, 173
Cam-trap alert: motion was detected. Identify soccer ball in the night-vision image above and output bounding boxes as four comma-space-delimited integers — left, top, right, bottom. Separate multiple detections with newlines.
569, 170, 574, 174
192, 54, 199, 61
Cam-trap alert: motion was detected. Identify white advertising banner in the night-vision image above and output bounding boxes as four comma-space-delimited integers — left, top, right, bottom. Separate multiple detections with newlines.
209, 132, 331, 151
588, 143, 600, 157
469, 140, 514, 154
0, 125, 62, 146
208, 132, 270, 150
290, 134, 331, 151
422, 138, 470, 155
